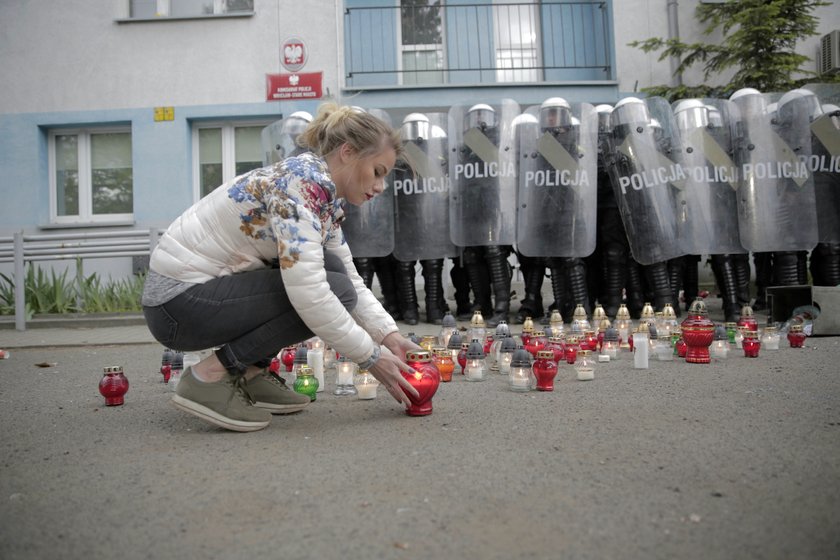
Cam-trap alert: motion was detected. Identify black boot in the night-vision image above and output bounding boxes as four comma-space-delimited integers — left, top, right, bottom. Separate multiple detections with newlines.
396, 260, 420, 325
681, 255, 700, 317
421, 259, 445, 325
514, 256, 544, 324
373, 256, 401, 320
485, 246, 511, 328
450, 257, 473, 320
625, 258, 644, 319
463, 247, 493, 317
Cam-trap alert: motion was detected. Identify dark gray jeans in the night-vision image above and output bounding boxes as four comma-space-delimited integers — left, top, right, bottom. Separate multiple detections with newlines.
143, 251, 357, 374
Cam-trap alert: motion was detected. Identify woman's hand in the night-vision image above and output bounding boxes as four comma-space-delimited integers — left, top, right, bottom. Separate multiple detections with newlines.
369, 348, 419, 407
381, 331, 422, 361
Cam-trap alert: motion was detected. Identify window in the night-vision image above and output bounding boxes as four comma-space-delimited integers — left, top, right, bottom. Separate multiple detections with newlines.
193, 123, 267, 199
494, 0, 540, 82
49, 128, 133, 224
400, 0, 445, 85
127, 0, 253, 19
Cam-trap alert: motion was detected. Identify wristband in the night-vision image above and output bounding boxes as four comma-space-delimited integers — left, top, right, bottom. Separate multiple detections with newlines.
357, 345, 381, 371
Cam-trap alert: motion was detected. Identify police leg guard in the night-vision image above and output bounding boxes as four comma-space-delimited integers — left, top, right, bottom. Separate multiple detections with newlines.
372, 256, 401, 320
667, 257, 686, 317
353, 257, 375, 289
753, 252, 773, 310
773, 251, 800, 286
812, 243, 840, 286
600, 244, 626, 319
547, 258, 569, 321
626, 259, 645, 319
681, 255, 701, 316
485, 245, 511, 328
463, 247, 493, 317
421, 259, 445, 325
450, 258, 473, 320
713, 254, 741, 323
514, 256, 545, 324
644, 261, 674, 312
797, 251, 808, 285
396, 260, 420, 325
565, 257, 592, 318
734, 254, 752, 308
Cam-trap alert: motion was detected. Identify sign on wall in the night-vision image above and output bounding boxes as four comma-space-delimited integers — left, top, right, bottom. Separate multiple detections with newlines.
266, 72, 323, 101
281, 37, 307, 72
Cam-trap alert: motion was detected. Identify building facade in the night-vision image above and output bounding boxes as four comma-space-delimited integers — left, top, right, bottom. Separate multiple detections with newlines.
1, 0, 837, 278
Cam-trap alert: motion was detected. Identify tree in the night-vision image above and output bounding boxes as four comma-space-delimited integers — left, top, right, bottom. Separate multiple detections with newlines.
629, 0, 838, 101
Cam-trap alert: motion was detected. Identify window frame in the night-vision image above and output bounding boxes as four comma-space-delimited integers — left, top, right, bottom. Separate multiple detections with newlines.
191, 120, 273, 201
120, 0, 254, 22
48, 126, 134, 226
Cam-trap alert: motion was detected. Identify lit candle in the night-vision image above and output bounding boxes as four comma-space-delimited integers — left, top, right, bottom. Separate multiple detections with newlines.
575, 350, 595, 381
306, 346, 325, 392
464, 339, 487, 381
508, 346, 533, 392
710, 339, 729, 360
334, 356, 357, 396
354, 369, 378, 400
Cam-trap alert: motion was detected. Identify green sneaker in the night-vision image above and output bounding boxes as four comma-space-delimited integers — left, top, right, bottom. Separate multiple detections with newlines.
245, 371, 311, 414
171, 368, 271, 432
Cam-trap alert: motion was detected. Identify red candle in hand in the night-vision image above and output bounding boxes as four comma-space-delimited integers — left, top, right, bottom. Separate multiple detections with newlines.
403, 350, 441, 416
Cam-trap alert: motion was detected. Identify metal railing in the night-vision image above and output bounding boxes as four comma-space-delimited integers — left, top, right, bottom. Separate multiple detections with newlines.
0, 229, 161, 331
344, 1, 611, 86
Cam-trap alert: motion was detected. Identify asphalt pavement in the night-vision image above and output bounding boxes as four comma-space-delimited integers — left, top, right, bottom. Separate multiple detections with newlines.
1, 298, 839, 560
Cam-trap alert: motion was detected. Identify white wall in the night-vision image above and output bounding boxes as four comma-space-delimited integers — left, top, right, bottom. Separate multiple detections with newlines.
0, 0, 342, 114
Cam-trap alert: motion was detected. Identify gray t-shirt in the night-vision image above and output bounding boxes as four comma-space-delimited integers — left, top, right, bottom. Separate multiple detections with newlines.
141, 270, 195, 307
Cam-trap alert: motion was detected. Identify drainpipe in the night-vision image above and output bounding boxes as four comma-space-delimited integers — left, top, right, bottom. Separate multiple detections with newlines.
667, 0, 683, 86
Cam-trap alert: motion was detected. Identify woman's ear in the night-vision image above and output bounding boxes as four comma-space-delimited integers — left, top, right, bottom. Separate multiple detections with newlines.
339, 142, 356, 163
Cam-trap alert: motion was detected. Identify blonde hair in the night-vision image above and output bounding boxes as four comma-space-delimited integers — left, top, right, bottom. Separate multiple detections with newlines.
298, 102, 404, 162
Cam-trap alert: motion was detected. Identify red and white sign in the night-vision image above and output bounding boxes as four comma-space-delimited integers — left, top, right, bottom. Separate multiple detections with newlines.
266, 72, 323, 101
281, 37, 307, 72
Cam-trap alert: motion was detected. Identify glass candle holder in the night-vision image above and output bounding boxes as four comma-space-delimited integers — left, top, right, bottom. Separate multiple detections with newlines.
575, 350, 595, 381
160, 348, 173, 384
549, 310, 564, 338
787, 324, 807, 348
354, 369, 379, 400
508, 346, 533, 392
289, 344, 308, 384
742, 331, 761, 358
99, 366, 129, 406
725, 322, 738, 345
525, 330, 547, 357
498, 335, 517, 375
457, 342, 469, 373
533, 350, 557, 391
710, 338, 729, 361
547, 336, 565, 363
280, 346, 296, 372
464, 339, 487, 382
293, 364, 319, 401
469, 310, 486, 343
420, 335, 437, 352
403, 350, 441, 416
734, 327, 745, 349
334, 356, 358, 396
446, 332, 463, 372
439, 312, 458, 348
520, 316, 535, 348
761, 326, 780, 350
655, 335, 674, 361
433, 347, 455, 382
564, 337, 579, 365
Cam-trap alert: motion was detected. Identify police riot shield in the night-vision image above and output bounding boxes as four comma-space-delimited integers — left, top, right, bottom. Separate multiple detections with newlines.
729, 89, 818, 252
448, 99, 520, 246
516, 98, 598, 257
605, 96, 686, 265
260, 111, 313, 165
340, 108, 395, 258
802, 84, 840, 243
392, 113, 457, 262
671, 98, 745, 255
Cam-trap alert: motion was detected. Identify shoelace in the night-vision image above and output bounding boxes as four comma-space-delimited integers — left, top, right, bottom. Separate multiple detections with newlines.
232, 375, 256, 404
265, 371, 290, 389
